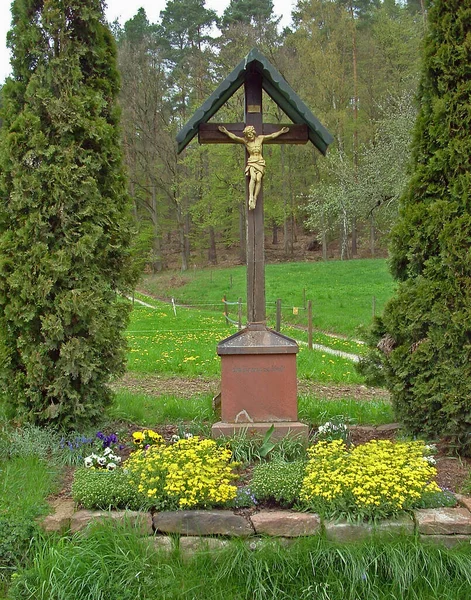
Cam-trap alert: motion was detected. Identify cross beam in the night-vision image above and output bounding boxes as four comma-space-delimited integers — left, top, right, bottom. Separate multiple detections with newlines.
199, 123, 309, 145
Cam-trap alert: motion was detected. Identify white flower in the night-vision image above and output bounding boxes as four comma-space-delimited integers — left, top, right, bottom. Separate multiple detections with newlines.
425, 456, 436, 465
171, 434, 180, 443
84, 456, 93, 468
184, 433, 193, 439
103, 447, 112, 456
97, 457, 106, 466
106, 462, 117, 471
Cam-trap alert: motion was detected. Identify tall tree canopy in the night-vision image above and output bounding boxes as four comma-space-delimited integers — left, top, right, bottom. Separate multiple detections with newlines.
0, 0, 136, 428
361, 0, 471, 454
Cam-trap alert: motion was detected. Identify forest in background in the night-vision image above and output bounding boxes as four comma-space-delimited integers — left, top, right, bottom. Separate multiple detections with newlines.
0, 0, 426, 271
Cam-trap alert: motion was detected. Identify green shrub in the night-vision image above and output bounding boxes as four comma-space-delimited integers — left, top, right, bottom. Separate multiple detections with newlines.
359, 0, 471, 455
6, 424, 62, 460
250, 460, 306, 507
0, 518, 36, 573
0, 0, 136, 430
72, 468, 148, 510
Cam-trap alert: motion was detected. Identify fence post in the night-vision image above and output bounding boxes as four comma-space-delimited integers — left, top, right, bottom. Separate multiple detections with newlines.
238, 297, 242, 330
276, 299, 281, 332
223, 294, 229, 325
372, 295, 376, 318
308, 300, 313, 350
171, 297, 177, 316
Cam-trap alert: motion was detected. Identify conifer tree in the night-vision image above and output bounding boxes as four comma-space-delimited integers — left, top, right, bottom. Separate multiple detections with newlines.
360, 0, 471, 453
0, 0, 136, 428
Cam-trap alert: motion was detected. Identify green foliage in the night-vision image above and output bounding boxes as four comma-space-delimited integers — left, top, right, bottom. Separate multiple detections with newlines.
72, 468, 147, 510
250, 459, 306, 506
8, 528, 471, 600
0, 423, 61, 461
313, 418, 352, 445
0, 455, 59, 522
0, 518, 36, 574
362, 0, 471, 455
298, 395, 394, 427
220, 430, 306, 465
0, 1, 136, 429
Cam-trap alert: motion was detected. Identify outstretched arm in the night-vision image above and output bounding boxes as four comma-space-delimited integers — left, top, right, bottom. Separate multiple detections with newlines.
218, 126, 245, 144
261, 126, 289, 142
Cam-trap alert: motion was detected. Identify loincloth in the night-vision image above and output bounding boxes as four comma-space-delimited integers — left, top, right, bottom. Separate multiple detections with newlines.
245, 157, 266, 177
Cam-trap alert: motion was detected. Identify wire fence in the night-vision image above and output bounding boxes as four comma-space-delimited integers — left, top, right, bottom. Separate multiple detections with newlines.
130, 292, 362, 361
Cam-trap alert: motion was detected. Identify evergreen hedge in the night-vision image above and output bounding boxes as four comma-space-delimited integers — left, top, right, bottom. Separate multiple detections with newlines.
359, 0, 471, 454
0, 1, 136, 428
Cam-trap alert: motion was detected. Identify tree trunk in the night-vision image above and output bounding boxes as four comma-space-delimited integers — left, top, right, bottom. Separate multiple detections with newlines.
151, 182, 164, 272
182, 208, 190, 271
351, 216, 357, 256
282, 146, 293, 257
321, 209, 328, 260
272, 221, 278, 244
340, 212, 350, 260
208, 225, 217, 264
370, 213, 376, 257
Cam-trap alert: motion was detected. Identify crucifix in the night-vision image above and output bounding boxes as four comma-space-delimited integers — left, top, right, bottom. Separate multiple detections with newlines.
198, 69, 310, 324
177, 49, 332, 439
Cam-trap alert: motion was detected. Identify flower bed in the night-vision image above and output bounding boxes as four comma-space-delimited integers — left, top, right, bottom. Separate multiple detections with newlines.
70, 425, 456, 521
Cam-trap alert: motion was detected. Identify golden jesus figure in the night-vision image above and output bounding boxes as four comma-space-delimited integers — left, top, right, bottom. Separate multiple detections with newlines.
218, 125, 289, 209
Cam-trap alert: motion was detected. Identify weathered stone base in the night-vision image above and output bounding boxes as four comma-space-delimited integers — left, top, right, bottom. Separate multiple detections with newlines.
40, 498, 471, 551
211, 421, 309, 441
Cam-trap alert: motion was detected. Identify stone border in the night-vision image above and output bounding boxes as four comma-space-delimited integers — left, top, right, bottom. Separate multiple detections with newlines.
41, 497, 471, 549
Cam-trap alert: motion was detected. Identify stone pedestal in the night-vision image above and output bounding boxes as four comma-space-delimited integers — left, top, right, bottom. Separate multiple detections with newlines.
212, 324, 308, 440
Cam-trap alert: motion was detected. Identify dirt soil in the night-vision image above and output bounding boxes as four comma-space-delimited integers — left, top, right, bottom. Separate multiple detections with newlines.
113, 373, 391, 402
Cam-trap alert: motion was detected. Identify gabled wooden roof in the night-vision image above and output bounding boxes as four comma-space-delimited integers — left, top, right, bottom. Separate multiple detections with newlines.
176, 48, 333, 154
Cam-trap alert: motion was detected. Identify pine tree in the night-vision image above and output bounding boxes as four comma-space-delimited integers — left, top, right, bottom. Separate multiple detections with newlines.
360, 0, 471, 454
0, 0, 136, 428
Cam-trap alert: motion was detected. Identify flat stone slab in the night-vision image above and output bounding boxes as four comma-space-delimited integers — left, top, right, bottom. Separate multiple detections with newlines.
41, 499, 76, 532
455, 494, 471, 513
415, 507, 471, 535
70, 510, 153, 534
324, 515, 414, 543
179, 536, 231, 558
153, 510, 254, 537
420, 535, 471, 548
144, 536, 175, 552
251, 510, 321, 537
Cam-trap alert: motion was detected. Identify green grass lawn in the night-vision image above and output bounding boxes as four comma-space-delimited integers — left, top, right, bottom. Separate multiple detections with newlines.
139, 258, 394, 337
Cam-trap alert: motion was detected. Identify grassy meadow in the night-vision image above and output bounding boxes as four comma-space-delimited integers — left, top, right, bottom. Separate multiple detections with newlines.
139, 258, 394, 337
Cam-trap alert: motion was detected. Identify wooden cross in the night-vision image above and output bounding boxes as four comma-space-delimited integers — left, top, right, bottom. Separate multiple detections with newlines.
198, 70, 309, 325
